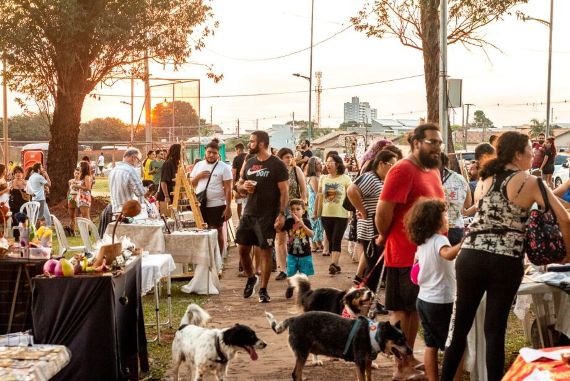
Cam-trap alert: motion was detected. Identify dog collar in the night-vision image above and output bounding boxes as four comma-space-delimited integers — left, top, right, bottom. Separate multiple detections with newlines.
341, 306, 357, 319
215, 336, 229, 364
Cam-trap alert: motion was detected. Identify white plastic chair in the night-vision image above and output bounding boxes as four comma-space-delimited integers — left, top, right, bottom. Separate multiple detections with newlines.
51, 214, 86, 257
20, 201, 40, 227
76, 217, 101, 253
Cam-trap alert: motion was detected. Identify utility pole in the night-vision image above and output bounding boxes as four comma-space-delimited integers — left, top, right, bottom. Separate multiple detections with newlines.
172, 84, 175, 142
237, 119, 240, 137
307, 0, 315, 141
315, 71, 322, 130
210, 106, 213, 132
2, 56, 8, 166
439, 0, 449, 153
464, 103, 474, 148
144, 52, 152, 150
546, 0, 554, 137
461, 104, 466, 150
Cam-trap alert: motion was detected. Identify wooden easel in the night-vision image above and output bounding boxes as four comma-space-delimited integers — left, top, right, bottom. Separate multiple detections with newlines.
169, 144, 206, 228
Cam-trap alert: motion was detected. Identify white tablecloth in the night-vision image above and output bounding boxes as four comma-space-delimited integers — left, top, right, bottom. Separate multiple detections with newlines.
105, 220, 165, 253
467, 274, 570, 381
165, 230, 222, 294
141, 254, 176, 295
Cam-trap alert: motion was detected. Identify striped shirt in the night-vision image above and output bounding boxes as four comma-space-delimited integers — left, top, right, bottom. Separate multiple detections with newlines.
354, 172, 383, 241
108, 161, 145, 213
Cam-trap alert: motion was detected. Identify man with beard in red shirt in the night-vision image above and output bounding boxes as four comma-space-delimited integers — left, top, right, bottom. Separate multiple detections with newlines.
375, 123, 445, 378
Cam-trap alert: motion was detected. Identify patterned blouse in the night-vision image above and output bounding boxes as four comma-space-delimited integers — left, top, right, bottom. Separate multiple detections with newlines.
462, 170, 530, 258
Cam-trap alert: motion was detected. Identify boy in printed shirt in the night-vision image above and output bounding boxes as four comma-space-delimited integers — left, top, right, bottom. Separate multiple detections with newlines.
283, 199, 314, 278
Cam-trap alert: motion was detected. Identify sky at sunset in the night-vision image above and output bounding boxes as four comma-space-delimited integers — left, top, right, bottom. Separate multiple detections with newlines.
4, 0, 570, 133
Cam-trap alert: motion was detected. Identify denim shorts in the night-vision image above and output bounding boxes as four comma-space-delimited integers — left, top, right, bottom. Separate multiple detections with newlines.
286, 254, 315, 277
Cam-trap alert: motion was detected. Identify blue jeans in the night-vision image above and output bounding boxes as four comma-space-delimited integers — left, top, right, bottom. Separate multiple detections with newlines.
37, 199, 52, 227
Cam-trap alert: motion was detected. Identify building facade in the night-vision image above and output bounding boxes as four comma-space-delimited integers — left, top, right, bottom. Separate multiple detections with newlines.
344, 96, 378, 124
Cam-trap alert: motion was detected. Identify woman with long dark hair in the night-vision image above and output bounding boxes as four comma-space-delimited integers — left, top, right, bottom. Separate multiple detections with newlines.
314, 153, 352, 275
76, 161, 93, 219
9, 166, 27, 239
441, 131, 570, 381
347, 149, 397, 285
540, 137, 556, 188
157, 144, 181, 214
305, 157, 324, 252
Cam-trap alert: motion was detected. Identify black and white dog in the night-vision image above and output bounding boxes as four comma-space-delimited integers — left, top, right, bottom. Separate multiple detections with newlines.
265, 311, 412, 381
172, 304, 267, 381
286, 273, 375, 318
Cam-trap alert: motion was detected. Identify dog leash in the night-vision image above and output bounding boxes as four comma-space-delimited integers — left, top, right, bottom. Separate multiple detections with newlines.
343, 317, 365, 358
356, 238, 385, 288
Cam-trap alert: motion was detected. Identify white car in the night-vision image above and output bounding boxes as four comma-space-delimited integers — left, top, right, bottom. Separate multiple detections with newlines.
553, 154, 570, 188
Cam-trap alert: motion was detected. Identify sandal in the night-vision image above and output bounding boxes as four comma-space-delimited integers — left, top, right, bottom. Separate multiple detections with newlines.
322, 252, 330, 256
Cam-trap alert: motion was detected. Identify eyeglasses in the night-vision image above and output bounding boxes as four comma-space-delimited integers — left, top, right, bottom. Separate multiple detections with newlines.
383, 162, 394, 167
423, 139, 445, 148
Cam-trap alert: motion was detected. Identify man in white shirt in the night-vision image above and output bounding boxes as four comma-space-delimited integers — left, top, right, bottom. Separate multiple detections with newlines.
190, 140, 233, 253
108, 148, 146, 214
97, 153, 105, 176
28, 162, 52, 226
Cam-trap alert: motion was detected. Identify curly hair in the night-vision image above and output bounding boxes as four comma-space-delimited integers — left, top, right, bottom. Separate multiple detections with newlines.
405, 198, 447, 246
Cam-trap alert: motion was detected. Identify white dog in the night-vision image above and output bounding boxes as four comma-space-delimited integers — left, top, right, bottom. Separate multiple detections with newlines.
172, 304, 267, 381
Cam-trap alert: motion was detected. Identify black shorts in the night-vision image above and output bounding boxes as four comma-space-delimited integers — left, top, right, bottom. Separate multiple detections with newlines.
543, 163, 555, 175
201, 205, 226, 228
416, 299, 453, 350
235, 214, 277, 249
385, 266, 419, 312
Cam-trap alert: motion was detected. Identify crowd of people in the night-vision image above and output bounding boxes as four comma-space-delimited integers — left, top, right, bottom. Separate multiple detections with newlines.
2, 124, 569, 380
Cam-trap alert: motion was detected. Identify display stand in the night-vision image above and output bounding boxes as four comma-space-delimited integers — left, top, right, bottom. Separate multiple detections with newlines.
169, 143, 205, 228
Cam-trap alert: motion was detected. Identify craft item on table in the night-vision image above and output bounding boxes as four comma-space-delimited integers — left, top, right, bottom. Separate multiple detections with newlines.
35, 226, 53, 247
161, 215, 172, 234
95, 200, 140, 267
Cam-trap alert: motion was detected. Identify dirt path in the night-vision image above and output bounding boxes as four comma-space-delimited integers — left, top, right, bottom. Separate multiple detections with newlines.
173, 237, 426, 381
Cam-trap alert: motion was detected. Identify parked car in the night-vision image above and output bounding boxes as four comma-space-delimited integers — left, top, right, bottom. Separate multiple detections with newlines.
553, 153, 569, 188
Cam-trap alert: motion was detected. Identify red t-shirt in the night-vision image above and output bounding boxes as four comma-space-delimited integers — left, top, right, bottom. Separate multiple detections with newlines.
380, 159, 444, 267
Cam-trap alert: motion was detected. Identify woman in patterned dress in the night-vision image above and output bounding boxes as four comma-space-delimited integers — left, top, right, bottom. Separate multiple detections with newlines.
305, 157, 324, 252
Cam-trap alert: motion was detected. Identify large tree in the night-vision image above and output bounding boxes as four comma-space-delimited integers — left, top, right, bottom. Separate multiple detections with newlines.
152, 100, 200, 140
352, 0, 527, 147
0, 0, 216, 201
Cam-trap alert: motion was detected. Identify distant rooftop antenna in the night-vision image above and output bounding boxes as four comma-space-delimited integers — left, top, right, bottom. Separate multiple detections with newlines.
315, 71, 322, 129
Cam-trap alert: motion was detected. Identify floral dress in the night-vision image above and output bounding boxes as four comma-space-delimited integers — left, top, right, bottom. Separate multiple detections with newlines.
307, 177, 323, 242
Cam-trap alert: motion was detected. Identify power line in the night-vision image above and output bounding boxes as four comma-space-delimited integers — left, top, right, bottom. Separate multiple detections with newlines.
89, 74, 424, 100
195, 23, 353, 62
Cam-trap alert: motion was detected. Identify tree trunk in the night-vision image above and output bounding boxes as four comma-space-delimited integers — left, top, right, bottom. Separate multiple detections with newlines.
47, 86, 86, 203
420, 1, 440, 125
420, 0, 454, 153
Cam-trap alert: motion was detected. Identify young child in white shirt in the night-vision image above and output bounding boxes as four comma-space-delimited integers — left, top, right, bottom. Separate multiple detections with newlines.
405, 199, 463, 381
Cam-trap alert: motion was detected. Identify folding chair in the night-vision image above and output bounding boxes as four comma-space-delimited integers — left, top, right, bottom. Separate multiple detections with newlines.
76, 217, 101, 254
51, 214, 86, 257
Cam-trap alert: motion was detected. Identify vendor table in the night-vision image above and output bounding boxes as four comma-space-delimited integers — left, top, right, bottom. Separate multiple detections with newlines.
105, 219, 165, 253
503, 346, 570, 380
141, 254, 175, 342
165, 230, 222, 294
0, 344, 71, 381
467, 274, 570, 381
31, 256, 148, 381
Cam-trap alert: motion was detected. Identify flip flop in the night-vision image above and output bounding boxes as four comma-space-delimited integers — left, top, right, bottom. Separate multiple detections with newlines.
322, 252, 330, 256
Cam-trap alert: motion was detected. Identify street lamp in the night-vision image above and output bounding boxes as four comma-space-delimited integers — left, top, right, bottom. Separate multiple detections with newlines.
292, 73, 313, 140
120, 100, 134, 142
517, 1, 554, 137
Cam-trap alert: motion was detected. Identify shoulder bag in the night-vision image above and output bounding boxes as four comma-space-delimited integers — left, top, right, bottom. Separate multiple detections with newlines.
195, 161, 219, 206
524, 178, 566, 265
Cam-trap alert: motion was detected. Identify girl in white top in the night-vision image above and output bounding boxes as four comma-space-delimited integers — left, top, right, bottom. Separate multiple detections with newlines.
405, 199, 462, 381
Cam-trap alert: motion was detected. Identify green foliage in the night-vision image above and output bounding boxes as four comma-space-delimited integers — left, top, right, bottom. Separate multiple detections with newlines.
473, 110, 494, 130
152, 101, 200, 128
529, 119, 546, 137
224, 136, 249, 150
2, 113, 51, 141
285, 120, 317, 129
0, 0, 216, 201
79, 117, 131, 144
